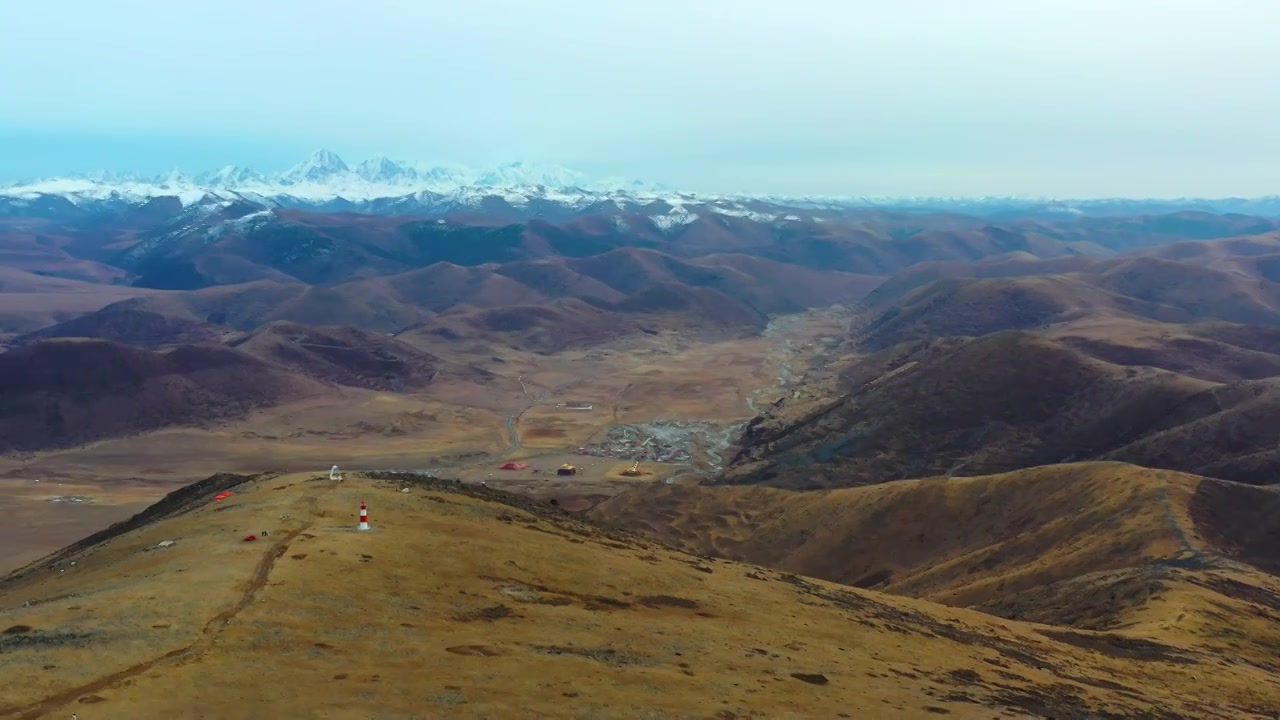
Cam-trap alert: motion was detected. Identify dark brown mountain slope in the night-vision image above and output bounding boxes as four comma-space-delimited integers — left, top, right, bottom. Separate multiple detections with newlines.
0, 339, 326, 452
857, 274, 1188, 351
860, 254, 1280, 349
396, 299, 642, 354
561, 247, 879, 314
12, 306, 226, 348
720, 330, 1280, 488
1087, 256, 1280, 326
65, 279, 430, 335
396, 285, 766, 355
859, 252, 1100, 311
1045, 317, 1280, 384
227, 322, 441, 391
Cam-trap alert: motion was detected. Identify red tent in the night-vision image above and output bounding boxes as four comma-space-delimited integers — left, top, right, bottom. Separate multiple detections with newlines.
499, 462, 529, 470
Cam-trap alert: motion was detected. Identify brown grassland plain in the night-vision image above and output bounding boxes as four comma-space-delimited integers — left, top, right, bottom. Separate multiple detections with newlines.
3, 471, 1280, 719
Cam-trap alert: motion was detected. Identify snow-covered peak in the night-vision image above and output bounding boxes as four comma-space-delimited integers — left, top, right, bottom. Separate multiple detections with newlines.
281, 149, 351, 184
200, 165, 266, 186
476, 161, 587, 189
412, 163, 474, 188
595, 175, 669, 194
154, 167, 195, 189
0, 176, 218, 208
356, 156, 417, 184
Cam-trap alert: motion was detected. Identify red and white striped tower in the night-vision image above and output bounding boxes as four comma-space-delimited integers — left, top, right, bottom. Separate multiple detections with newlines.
358, 501, 370, 531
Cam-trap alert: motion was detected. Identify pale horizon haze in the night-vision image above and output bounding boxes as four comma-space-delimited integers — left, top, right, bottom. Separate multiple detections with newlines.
2, 0, 1278, 197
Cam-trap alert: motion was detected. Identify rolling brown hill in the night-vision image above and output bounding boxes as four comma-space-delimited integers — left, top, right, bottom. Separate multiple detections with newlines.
1045, 317, 1280, 384
857, 274, 1188, 351
722, 329, 1280, 488
3, 470, 1280, 718
0, 267, 158, 337
1088, 256, 1280, 326
227, 321, 441, 391
349, 261, 566, 314
559, 247, 880, 314
595, 462, 1280, 666
859, 255, 1280, 351
38, 247, 875, 343
112, 208, 1062, 287
0, 222, 134, 284
11, 306, 227, 348
64, 279, 430, 335
110, 205, 1249, 289
728, 236, 1280, 491
595, 282, 768, 327
396, 300, 642, 354
1137, 231, 1280, 269
1136, 233, 1280, 286
1026, 210, 1279, 250
396, 280, 773, 355
0, 339, 326, 453
858, 252, 1100, 312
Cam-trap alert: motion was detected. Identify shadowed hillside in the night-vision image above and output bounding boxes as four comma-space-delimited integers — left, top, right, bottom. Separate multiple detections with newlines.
1045, 317, 1280, 384
859, 257, 1280, 351
395, 293, 765, 355
0, 267, 157, 336
724, 331, 1244, 488
226, 321, 441, 391
858, 274, 1188, 351
12, 306, 226, 348
858, 253, 1101, 311
93, 279, 430, 334
0, 339, 327, 452
3, 471, 1279, 718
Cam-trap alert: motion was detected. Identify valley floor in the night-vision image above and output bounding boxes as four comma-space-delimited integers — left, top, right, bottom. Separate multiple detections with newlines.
0, 307, 853, 574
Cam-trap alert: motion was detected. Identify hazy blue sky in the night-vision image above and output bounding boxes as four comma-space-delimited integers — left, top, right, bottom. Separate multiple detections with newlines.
2, 0, 1278, 197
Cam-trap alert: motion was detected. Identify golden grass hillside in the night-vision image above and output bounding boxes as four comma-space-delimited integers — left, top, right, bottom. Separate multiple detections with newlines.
4, 471, 1280, 718
597, 463, 1192, 608
594, 463, 1280, 676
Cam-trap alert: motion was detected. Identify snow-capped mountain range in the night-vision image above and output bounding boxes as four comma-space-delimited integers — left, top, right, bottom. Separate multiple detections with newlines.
0, 150, 670, 208
2, 149, 1280, 220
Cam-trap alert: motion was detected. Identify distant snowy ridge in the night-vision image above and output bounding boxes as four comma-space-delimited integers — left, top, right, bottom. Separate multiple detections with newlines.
0, 150, 801, 225
1, 150, 668, 206
3, 149, 1280, 219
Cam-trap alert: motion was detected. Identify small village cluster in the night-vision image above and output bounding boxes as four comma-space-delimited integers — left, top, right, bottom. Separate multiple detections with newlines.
575, 423, 698, 463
